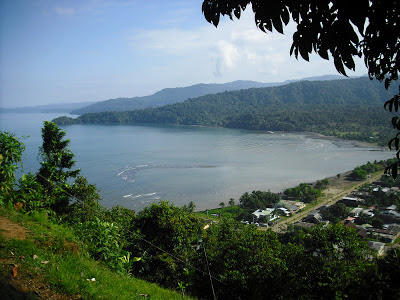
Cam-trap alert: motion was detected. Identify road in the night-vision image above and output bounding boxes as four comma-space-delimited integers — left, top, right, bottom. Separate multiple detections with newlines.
270, 171, 384, 232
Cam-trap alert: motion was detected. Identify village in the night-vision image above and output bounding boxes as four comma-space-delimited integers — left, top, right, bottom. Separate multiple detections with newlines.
249, 175, 400, 255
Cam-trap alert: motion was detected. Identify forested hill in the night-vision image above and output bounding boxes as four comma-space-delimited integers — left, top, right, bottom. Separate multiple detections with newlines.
54, 77, 398, 144
70, 75, 343, 115
71, 80, 281, 115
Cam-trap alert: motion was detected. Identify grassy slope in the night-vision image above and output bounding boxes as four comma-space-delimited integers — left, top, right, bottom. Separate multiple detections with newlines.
0, 207, 194, 300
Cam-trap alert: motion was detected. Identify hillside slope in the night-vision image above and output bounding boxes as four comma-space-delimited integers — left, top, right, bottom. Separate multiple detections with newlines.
0, 209, 193, 300
70, 75, 344, 115
54, 77, 399, 145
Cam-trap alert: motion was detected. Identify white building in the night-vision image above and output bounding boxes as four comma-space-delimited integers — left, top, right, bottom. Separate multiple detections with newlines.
252, 208, 276, 221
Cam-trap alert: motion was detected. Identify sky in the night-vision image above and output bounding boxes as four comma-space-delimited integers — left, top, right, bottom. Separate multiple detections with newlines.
0, 0, 368, 108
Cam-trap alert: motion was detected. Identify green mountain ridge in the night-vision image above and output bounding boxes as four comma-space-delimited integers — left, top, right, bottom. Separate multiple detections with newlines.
70, 75, 345, 115
54, 78, 397, 139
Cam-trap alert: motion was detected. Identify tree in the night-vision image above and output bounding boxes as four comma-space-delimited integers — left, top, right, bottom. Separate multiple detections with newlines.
219, 201, 225, 208
182, 200, 196, 213
128, 201, 203, 288
202, 0, 400, 177
350, 167, 368, 180
321, 202, 349, 223
0, 132, 25, 204
188, 200, 196, 212
239, 190, 280, 209
315, 178, 329, 190
229, 198, 235, 206
286, 224, 378, 299
67, 175, 102, 222
376, 248, 400, 298
284, 183, 321, 202
37, 121, 80, 212
195, 218, 284, 299
355, 212, 373, 225
372, 216, 384, 229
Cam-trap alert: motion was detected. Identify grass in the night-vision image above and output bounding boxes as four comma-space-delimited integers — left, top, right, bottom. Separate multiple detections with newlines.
195, 205, 243, 220
0, 207, 194, 299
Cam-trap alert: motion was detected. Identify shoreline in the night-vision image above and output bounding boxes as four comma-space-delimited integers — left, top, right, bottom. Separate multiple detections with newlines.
301, 131, 386, 149
50, 114, 388, 150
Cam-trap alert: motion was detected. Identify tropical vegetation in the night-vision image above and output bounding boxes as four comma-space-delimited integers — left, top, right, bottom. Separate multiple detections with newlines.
202, 0, 400, 178
54, 77, 398, 146
1, 123, 400, 299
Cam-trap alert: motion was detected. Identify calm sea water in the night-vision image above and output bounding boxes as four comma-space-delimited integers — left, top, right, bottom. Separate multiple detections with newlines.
1, 113, 394, 211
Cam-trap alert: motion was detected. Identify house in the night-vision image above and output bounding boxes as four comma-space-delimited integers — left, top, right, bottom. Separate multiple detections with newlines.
303, 211, 326, 224
380, 210, 400, 223
277, 207, 291, 217
280, 200, 305, 211
368, 241, 385, 256
343, 221, 368, 238
363, 209, 375, 218
345, 217, 356, 223
360, 224, 373, 230
350, 207, 363, 217
350, 191, 369, 199
285, 204, 300, 212
386, 224, 400, 233
338, 196, 363, 207
386, 204, 398, 211
356, 228, 368, 238
252, 208, 276, 221
367, 227, 400, 243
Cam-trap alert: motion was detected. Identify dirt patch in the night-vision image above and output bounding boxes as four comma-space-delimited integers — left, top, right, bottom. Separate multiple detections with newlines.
323, 170, 355, 190
0, 215, 83, 299
1, 273, 83, 300
0, 216, 27, 240
325, 188, 345, 196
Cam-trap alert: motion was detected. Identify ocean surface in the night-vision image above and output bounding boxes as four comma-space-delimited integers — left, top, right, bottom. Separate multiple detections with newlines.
0, 113, 394, 211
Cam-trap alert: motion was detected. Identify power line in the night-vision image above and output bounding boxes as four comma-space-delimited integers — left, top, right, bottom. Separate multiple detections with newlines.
14, 161, 227, 296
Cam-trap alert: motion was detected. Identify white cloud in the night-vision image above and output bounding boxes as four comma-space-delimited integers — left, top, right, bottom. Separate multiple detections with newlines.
216, 40, 240, 68
127, 6, 367, 87
3, 1, 369, 107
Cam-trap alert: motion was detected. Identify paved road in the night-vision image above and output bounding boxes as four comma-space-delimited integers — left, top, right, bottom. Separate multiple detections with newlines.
270, 172, 384, 232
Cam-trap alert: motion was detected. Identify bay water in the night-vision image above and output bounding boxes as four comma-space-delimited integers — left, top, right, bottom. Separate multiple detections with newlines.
1, 113, 394, 211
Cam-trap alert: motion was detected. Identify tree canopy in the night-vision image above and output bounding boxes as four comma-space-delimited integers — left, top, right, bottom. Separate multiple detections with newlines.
2, 125, 400, 299
54, 77, 398, 146
202, 0, 400, 177
239, 190, 280, 209
0, 132, 25, 203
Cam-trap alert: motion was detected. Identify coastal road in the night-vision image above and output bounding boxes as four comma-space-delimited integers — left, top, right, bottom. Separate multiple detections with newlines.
270, 171, 385, 232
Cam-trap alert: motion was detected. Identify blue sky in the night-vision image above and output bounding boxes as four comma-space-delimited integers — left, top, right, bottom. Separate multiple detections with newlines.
0, 0, 368, 108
